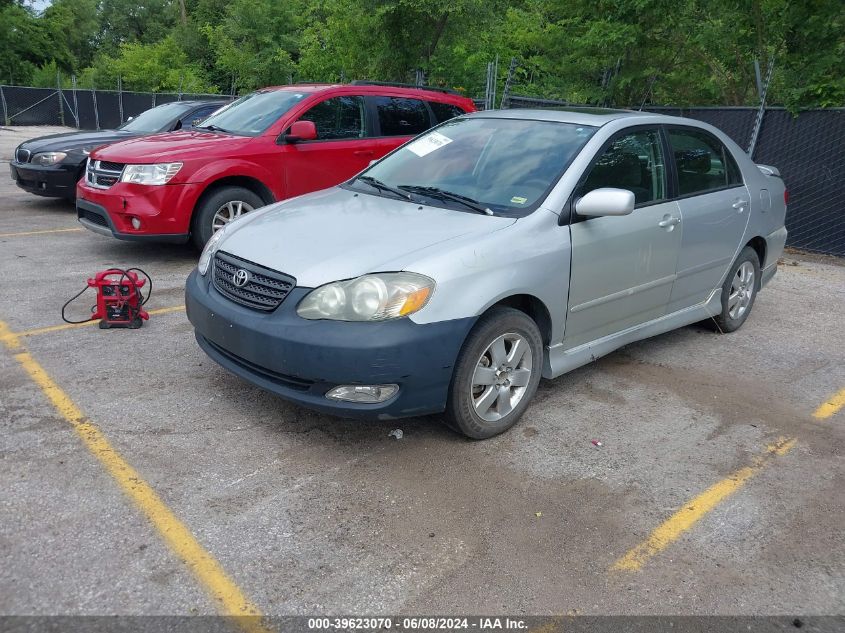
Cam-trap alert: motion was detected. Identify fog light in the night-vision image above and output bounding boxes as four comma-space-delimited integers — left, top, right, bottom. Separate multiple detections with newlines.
130, 217, 142, 229
326, 384, 399, 403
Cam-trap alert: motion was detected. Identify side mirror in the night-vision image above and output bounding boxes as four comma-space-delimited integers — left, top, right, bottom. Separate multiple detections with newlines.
575, 188, 635, 217
280, 120, 317, 144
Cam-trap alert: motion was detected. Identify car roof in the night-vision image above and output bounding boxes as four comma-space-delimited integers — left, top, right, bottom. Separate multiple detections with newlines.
175, 99, 228, 107
467, 107, 656, 126
256, 83, 470, 101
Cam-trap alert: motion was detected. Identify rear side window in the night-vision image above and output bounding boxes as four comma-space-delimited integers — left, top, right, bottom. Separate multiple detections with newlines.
668, 128, 743, 195
299, 96, 365, 140
428, 101, 466, 123
374, 97, 430, 136
582, 128, 666, 205
181, 105, 220, 128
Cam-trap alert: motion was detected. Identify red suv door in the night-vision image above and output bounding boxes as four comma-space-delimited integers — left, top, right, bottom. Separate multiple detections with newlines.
282, 95, 379, 197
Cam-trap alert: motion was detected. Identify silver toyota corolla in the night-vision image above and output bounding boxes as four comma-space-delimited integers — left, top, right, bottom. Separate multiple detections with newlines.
185, 108, 788, 439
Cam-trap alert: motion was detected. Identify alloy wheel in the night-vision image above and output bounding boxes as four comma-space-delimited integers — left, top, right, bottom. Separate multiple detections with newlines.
212, 200, 254, 232
728, 260, 755, 319
470, 332, 533, 422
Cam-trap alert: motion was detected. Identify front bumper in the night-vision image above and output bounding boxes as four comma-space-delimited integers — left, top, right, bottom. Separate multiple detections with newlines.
76, 178, 202, 241
76, 198, 190, 243
10, 161, 82, 199
186, 269, 475, 419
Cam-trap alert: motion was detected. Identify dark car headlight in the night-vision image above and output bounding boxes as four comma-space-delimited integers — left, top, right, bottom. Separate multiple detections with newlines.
32, 152, 68, 166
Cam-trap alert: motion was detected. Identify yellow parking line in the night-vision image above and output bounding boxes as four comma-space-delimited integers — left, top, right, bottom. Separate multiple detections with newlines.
16, 305, 186, 338
612, 437, 796, 572
813, 387, 845, 420
0, 319, 270, 633
0, 227, 83, 238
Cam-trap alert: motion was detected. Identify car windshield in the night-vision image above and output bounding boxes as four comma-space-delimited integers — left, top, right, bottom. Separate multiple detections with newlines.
195, 90, 307, 136
118, 102, 196, 133
353, 117, 597, 215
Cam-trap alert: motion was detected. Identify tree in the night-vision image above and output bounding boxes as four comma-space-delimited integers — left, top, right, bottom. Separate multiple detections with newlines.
81, 36, 216, 92
0, 1, 52, 84
201, 0, 304, 91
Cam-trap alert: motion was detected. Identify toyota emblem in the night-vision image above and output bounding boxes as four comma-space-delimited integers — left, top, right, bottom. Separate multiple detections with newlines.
232, 269, 250, 287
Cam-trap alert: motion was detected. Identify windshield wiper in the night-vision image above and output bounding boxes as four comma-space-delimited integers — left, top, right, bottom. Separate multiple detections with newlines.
398, 185, 493, 215
355, 175, 411, 200
197, 124, 233, 134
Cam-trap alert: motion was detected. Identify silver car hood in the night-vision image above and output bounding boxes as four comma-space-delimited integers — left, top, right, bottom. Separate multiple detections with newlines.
219, 187, 517, 288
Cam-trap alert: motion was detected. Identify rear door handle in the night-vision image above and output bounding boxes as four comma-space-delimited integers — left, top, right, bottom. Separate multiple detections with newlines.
733, 199, 749, 212
658, 215, 681, 228
353, 150, 375, 157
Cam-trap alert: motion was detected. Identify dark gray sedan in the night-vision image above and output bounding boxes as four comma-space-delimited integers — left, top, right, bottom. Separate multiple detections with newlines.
9, 100, 224, 200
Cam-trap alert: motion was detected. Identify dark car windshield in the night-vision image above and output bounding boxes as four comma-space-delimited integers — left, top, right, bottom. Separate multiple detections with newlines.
195, 90, 307, 136
353, 117, 597, 215
119, 102, 198, 133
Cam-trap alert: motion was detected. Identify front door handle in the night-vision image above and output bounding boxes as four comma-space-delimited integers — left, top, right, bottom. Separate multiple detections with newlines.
733, 199, 749, 212
658, 215, 681, 229
353, 150, 375, 157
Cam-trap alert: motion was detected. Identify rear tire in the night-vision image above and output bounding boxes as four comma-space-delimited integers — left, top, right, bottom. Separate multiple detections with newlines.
712, 246, 760, 333
444, 307, 543, 439
191, 186, 264, 249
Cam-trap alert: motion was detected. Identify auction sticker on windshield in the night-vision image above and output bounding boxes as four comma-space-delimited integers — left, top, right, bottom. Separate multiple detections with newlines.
407, 131, 453, 157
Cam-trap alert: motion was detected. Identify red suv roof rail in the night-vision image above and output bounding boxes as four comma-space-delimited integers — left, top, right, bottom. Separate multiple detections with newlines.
349, 80, 460, 96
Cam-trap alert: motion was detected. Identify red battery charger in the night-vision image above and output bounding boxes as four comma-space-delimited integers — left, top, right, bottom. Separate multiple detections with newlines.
62, 268, 151, 329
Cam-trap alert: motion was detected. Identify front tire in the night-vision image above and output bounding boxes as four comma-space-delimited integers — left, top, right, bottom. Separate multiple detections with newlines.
191, 186, 264, 249
712, 246, 760, 333
444, 307, 543, 439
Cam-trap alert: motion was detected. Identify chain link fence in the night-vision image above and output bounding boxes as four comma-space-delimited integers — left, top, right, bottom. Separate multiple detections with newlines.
0, 85, 232, 130
503, 96, 845, 257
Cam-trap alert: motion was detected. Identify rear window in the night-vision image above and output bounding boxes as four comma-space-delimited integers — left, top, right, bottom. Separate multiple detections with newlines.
374, 97, 430, 136
429, 101, 467, 123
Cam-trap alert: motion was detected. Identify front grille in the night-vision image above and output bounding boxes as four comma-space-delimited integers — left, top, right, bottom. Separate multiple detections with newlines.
212, 251, 296, 311
78, 209, 109, 227
204, 337, 313, 392
15, 148, 31, 163
86, 158, 124, 189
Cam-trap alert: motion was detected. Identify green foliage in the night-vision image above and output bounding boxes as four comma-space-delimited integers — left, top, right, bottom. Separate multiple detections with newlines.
201, 0, 303, 92
82, 36, 217, 92
0, 0, 841, 109
0, 2, 51, 84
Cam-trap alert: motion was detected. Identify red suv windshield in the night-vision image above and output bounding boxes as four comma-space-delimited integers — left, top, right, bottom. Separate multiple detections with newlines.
197, 90, 307, 136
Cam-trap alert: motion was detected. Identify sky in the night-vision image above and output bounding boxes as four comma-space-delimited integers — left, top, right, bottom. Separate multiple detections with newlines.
26, 0, 53, 12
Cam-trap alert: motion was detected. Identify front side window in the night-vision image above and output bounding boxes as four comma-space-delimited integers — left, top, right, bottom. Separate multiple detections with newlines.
582, 129, 666, 205
352, 117, 596, 215
298, 96, 365, 140
374, 97, 430, 136
668, 128, 742, 195
196, 89, 307, 136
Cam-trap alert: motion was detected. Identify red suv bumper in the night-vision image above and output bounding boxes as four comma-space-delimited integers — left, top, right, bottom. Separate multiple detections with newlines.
76, 179, 203, 243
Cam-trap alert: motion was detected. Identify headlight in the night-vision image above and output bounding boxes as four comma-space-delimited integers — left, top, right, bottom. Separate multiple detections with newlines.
32, 152, 67, 166
297, 272, 434, 321
120, 162, 182, 185
198, 228, 225, 275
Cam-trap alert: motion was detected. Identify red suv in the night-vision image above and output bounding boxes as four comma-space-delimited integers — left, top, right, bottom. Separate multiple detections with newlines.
76, 83, 476, 247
